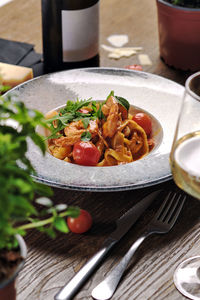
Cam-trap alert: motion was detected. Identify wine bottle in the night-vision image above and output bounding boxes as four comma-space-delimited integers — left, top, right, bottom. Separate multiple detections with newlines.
41, 0, 99, 73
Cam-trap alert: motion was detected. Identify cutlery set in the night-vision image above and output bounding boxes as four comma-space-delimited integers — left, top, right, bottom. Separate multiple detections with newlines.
55, 190, 186, 300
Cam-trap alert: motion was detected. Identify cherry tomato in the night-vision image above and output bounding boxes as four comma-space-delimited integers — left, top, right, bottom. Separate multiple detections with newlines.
132, 113, 152, 136
67, 209, 93, 234
73, 141, 100, 166
125, 64, 143, 71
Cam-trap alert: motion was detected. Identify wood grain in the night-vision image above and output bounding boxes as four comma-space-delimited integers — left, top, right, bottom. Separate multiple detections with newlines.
16, 186, 200, 300
0, 0, 199, 299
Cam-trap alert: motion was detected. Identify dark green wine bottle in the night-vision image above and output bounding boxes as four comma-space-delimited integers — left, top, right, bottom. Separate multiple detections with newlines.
41, 0, 99, 73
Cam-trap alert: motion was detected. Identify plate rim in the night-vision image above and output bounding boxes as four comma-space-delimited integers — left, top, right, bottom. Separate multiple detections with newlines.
7, 67, 184, 192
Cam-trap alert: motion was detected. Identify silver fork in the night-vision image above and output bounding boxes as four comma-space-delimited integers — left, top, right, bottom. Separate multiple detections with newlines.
91, 191, 186, 300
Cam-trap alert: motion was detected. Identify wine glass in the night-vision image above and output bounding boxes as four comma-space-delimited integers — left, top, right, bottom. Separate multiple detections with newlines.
170, 71, 200, 299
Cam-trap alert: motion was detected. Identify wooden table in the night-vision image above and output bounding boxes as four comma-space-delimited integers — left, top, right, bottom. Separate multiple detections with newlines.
1, 1, 200, 299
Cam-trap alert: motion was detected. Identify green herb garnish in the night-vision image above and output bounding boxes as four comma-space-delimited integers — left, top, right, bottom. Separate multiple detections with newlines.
46, 98, 105, 139
106, 90, 114, 100
105, 91, 130, 112
46, 92, 130, 140
115, 96, 130, 111
82, 118, 90, 129
81, 131, 92, 141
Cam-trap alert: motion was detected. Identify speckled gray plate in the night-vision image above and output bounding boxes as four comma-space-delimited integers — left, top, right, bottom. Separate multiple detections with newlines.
10, 68, 184, 191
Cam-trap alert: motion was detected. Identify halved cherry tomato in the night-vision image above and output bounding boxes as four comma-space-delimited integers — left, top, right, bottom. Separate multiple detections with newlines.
67, 209, 93, 234
73, 141, 100, 166
132, 112, 152, 136
125, 64, 143, 71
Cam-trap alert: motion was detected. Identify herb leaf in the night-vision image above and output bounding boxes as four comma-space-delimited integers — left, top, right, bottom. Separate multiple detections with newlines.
97, 103, 105, 120
0, 93, 80, 250
82, 118, 90, 129
115, 96, 130, 111
106, 90, 114, 100
53, 217, 69, 233
81, 131, 92, 141
62, 99, 92, 114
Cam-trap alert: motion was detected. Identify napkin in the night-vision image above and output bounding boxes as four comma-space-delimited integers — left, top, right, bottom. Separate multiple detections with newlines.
0, 38, 44, 76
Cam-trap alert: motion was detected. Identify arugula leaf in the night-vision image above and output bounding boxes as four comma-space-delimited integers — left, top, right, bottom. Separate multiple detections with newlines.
92, 101, 97, 112
81, 131, 92, 141
46, 113, 74, 126
46, 99, 93, 139
97, 103, 105, 120
75, 99, 92, 112
62, 99, 92, 114
44, 133, 62, 140
106, 90, 114, 100
82, 118, 90, 129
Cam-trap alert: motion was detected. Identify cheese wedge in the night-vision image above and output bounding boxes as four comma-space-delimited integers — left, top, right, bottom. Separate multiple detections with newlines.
0, 62, 33, 88
138, 54, 152, 66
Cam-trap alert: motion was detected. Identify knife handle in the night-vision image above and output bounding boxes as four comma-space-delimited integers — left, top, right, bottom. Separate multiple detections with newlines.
54, 238, 116, 300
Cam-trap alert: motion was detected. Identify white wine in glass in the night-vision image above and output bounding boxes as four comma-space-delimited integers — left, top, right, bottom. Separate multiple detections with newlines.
170, 71, 200, 299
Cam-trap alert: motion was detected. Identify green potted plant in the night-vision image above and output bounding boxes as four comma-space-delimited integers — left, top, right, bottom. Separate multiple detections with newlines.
0, 89, 79, 300
156, 0, 200, 71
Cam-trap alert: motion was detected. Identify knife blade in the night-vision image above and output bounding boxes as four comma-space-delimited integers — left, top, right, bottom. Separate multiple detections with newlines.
54, 190, 161, 300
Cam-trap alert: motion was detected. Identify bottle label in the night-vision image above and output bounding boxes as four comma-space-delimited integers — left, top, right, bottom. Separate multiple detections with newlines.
61, 2, 99, 62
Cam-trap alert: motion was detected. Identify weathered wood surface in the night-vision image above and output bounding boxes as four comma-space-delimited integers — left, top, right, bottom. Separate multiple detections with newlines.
0, 0, 198, 299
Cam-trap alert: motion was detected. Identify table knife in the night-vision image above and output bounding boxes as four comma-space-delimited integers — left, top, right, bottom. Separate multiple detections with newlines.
54, 190, 161, 300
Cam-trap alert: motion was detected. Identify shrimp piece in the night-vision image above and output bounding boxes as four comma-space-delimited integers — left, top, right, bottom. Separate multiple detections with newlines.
101, 97, 112, 116
64, 120, 85, 137
54, 119, 99, 147
88, 119, 99, 137
101, 95, 116, 116
55, 120, 84, 146
102, 97, 119, 138
64, 119, 98, 138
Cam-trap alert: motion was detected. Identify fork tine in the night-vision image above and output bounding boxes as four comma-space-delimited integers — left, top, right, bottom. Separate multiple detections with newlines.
167, 194, 186, 227
164, 193, 181, 223
158, 191, 177, 222
155, 191, 186, 225
155, 191, 173, 220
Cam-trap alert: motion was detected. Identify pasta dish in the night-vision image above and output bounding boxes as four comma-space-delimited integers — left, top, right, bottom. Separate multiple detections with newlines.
45, 91, 154, 166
